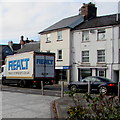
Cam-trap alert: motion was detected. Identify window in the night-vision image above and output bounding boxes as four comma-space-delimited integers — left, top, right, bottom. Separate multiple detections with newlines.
118, 49, 120, 63
57, 50, 62, 60
82, 30, 89, 41
46, 34, 51, 42
119, 27, 120, 39
97, 50, 105, 62
57, 31, 62, 41
97, 69, 106, 77
97, 29, 106, 40
82, 51, 89, 62
79, 68, 92, 80
58, 70, 67, 81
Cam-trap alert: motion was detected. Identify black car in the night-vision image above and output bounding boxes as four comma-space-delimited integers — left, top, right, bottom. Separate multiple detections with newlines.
68, 76, 118, 94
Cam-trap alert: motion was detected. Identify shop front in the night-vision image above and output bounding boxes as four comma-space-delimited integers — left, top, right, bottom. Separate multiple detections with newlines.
55, 66, 71, 84
78, 67, 107, 81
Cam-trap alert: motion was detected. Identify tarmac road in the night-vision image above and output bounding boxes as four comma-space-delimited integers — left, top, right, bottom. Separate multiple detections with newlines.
2, 91, 59, 118
0, 83, 68, 97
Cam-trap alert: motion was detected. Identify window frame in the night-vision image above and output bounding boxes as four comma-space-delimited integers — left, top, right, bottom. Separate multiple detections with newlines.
97, 69, 106, 77
82, 50, 89, 63
46, 33, 51, 43
97, 50, 105, 63
82, 30, 89, 42
57, 49, 63, 60
118, 27, 120, 39
57, 31, 62, 41
97, 29, 106, 40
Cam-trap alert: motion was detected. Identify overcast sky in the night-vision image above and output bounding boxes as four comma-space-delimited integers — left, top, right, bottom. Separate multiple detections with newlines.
0, 0, 120, 44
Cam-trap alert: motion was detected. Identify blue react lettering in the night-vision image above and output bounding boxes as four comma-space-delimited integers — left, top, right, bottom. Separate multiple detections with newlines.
8, 58, 30, 70
36, 59, 53, 65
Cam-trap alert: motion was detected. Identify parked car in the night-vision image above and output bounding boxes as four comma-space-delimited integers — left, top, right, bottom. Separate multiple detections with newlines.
68, 76, 118, 94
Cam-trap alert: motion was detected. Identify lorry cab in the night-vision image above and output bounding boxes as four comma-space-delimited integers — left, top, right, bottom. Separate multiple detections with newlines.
1, 65, 6, 78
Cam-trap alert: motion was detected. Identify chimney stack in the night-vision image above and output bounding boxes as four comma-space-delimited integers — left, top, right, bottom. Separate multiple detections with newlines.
20, 35, 25, 48
79, 2, 97, 20
8, 41, 13, 51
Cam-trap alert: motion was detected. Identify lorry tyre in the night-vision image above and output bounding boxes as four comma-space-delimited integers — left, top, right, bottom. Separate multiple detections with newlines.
2, 78, 7, 85
2, 79, 6, 85
19, 80, 26, 88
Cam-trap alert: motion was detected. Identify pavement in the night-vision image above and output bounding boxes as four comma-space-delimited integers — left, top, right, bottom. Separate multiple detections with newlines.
51, 93, 88, 119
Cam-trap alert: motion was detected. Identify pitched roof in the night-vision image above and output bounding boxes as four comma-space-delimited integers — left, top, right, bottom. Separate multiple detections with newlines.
17, 42, 40, 53
74, 14, 120, 30
0, 45, 7, 55
39, 15, 84, 34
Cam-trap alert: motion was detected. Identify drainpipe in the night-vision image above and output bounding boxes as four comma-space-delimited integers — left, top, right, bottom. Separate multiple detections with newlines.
111, 26, 114, 81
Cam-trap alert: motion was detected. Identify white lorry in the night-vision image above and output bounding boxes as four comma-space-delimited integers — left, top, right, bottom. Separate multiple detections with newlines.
1, 51, 55, 87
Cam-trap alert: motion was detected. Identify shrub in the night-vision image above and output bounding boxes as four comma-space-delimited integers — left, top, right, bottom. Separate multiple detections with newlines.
66, 90, 120, 120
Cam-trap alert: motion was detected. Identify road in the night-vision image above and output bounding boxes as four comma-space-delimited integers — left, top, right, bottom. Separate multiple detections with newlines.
0, 84, 68, 97
2, 91, 59, 118
0, 83, 68, 119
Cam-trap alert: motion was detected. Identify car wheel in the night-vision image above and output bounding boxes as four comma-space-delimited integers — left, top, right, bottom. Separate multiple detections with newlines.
99, 86, 107, 94
70, 85, 77, 91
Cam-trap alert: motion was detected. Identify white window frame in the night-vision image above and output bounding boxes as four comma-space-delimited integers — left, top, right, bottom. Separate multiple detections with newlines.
97, 69, 106, 77
97, 29, 106, 40
46, 34, 51, 42
57, 31, 62, 41
82, 30, 89, 42
57, 49, 63, 60
82, 51, 89, 62
118, 27, 120, 39
97, 50, 105, 63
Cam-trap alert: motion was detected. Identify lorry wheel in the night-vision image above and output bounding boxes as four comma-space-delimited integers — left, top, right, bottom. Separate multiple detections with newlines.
19, 80, 26, 88
2, 79, 6, 85
2, 78, 7, 85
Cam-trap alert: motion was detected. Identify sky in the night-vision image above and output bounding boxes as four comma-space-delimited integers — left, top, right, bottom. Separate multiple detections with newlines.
0, 0, 120, 44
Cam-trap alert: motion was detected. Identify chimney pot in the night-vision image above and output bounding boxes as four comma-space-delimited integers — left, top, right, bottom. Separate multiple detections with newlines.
21, 35, 24, 41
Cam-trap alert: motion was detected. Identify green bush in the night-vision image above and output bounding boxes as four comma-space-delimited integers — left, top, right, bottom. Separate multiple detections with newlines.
66, 90, 120, 120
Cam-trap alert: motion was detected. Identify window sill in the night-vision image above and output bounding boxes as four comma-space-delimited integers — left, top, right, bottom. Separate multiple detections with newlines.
46, 41, 51, 43
81, 62, 90, 64
57, 39, 63, 42
97, 62, 106, 65
81, 40, 90, 43
57, 59, 63, 62
97, 39, 106, 41
97, 62, 106, 63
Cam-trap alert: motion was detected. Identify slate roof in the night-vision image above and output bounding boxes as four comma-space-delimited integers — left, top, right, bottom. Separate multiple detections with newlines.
17, 42, 40, 53
39, 15, 84, 34
74, 14, 120, 30
0, 45, 7, 58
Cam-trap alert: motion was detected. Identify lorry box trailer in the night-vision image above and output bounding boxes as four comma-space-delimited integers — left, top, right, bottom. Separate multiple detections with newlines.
1, 51, 55, 87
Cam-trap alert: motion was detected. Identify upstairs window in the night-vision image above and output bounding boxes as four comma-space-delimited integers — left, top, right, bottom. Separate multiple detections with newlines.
57, 31, 62, 41
119, 27, 120, 39
82, 51, 89, 62
97, 50, 105, 62
46, 34, 51, 43
97, 29, 106, 40
82, 30, 89, 42
118, 49, 120, 63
